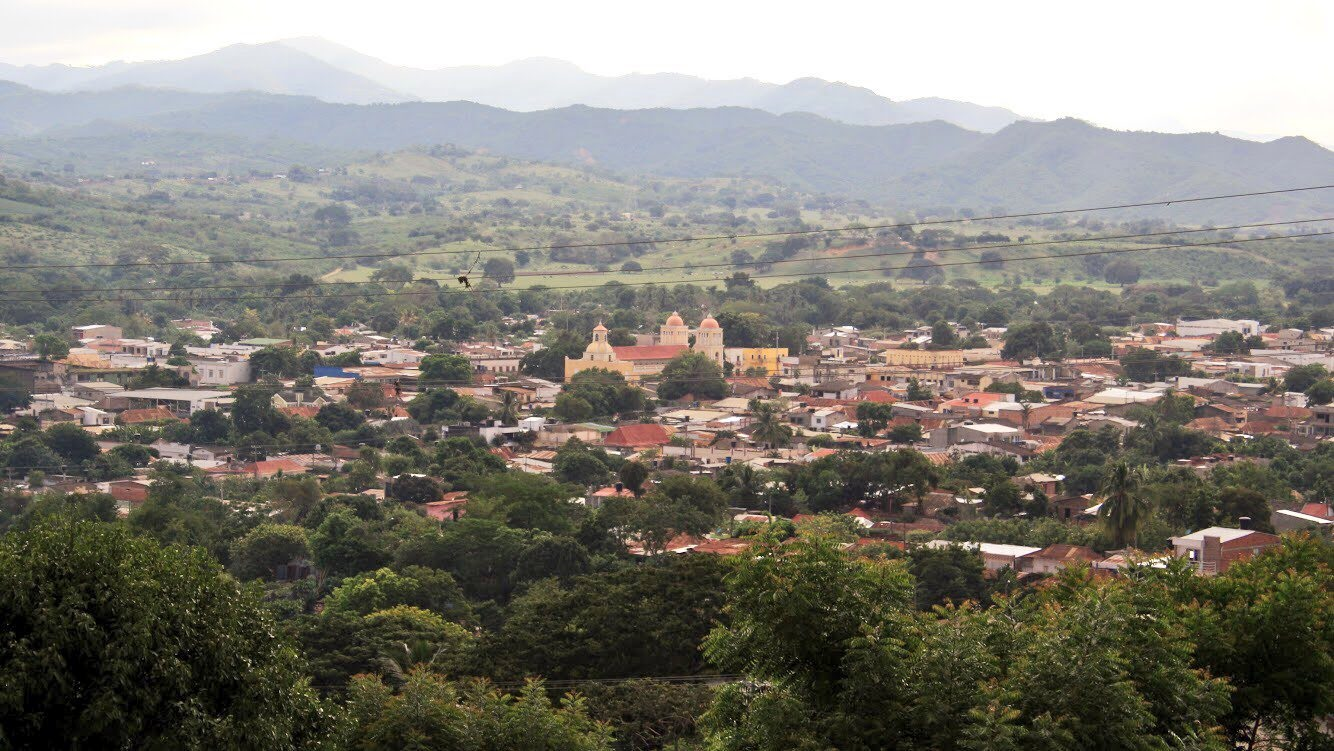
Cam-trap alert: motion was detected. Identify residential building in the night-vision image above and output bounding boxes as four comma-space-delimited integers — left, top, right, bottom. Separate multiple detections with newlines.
1170, 527, 1281, 575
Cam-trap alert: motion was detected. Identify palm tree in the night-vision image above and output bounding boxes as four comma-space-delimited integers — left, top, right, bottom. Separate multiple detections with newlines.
498, 390, 519, 426
1098, 461, 1150, 549
1019, 400, 1034, 433
719, 463, 766, 505
747, 398, 793, 448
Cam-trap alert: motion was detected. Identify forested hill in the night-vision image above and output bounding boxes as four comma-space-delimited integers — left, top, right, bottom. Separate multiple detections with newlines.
2, 82, 1333, 219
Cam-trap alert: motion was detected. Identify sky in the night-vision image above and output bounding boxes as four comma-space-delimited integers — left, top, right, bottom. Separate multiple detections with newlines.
2, 0, 1331, 144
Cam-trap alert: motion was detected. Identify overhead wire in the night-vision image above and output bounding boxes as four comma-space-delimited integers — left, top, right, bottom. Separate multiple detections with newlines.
6, 228, 1329, 304
5, 183, 1331, 271
7, 216, 1328, 297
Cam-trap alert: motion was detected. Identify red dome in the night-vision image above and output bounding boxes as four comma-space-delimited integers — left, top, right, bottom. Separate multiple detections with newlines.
665, 312, 685, 326
700, 316, 720, 329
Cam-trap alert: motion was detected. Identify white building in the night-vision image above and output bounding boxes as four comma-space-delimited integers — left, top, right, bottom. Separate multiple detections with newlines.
191, 358, 252, 386
1175, 318, 1261, 337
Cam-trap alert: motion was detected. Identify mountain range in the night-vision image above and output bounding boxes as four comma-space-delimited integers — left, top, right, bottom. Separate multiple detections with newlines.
0, 38, 1029, 132
2, 79, 1331, 221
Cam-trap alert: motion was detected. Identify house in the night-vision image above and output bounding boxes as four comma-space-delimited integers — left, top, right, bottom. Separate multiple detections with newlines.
925, 540, 1041, 571
1170, 527, 1281, 575
1272, 503, 1334, 533
811, 380, 859, 400
603, 423, 673, 449
587, 485, 636, 509
1050, 494, 1095, 522
71, 324, 122, 342
191, 357, 252, 386
100, 478, 152, 508
1018, 472, 1064, 497
1018, 544, 1103, 574
422, 491, 470, 521
113, 387, 231, 416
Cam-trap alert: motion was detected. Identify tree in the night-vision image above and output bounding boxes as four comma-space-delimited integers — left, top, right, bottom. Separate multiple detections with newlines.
1176, 535, 1334, 748
346, 379, 386, 410
560, 368, 647, 420
1103, 259, 1142, 285
313, 202, 351, 226
905, 377, 933, 401
310, 508, 393, 578
889, 422, 923, 444
929, 320, 957, 348
32, 333, 69, 361
618, 460, 650, 497
657, 352, 726, 401
1120, 347, 1190, 383
229, 523, 309, 581
1305, 378, 1334, 406
0, 517, 324, 748
553, 437, 615, 487
1098, 461, 1150, 548
345, 670, 613, 751
396, 518, 531, 602
231, 385, 288, 436
315, 401, 365, 433
0, 372, 32, 413
1215, 486, 1274, 532
323, 566, 472, 623
747, 398, 793, 448
483, 556, 727, 680
482, 257, 517, 284
189, 408, 232, 443
419, 353, 473, 385
855, 401, 895, 436
43, 423, 100, 464
127, 364, 188, 389
1283, 363, 1328, 393
908, 544, 989, 610
248, 346, 303, 379
983, 474, 1023, 516
389, 473, 443, 504
1208, 330, 1251, 355
1001, 322, 1063, 361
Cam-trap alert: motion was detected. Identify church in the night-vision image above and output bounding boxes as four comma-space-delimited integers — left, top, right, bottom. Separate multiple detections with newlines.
564, 312, 724, 382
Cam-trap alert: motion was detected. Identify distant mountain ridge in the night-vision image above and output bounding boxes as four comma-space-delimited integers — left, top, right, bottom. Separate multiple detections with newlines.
1, 81, 1331, 222
0, 38, 1029, 132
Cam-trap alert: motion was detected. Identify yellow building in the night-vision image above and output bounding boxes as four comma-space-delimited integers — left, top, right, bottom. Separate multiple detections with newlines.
878, 348, 966, 368
563, 313, 726, 382
726, 347, 788, 376
564, 323, 636, 381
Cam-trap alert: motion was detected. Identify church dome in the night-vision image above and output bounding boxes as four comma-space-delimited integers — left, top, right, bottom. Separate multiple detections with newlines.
665, 312, 685, 327
699, 315, 720, 329
593, 322, 608, 332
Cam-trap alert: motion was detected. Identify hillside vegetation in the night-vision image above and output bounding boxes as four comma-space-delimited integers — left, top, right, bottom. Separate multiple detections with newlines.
2, 83, 1332, 221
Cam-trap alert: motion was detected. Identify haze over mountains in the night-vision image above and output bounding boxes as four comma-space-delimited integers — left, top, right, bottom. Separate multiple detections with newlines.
0, 38, 1331, 222
0, 38, 1029, 132
2, 78, 1331, 222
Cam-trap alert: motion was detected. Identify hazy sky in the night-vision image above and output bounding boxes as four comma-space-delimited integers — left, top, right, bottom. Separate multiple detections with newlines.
2, 0, 1331, 143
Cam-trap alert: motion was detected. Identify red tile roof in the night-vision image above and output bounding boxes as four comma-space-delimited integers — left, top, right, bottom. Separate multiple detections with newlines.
603, 423, 673, 448
690, 538, 755, 555
116, 407, 179, 424
279, 405, 321, 419
611, 345, 689, 361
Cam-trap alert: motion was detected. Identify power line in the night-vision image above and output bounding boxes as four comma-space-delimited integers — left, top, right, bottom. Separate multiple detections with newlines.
8, 229, 1328, 304
9, 217, 1325, 297
6, 184, 1331, 272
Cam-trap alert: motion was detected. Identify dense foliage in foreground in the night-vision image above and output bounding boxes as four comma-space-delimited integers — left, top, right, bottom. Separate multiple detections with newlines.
0, 513, 1329, 750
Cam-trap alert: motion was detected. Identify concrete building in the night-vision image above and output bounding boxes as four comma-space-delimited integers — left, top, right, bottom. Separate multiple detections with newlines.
1170, 527, 1281, 575
1174, 318, 1261, 337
